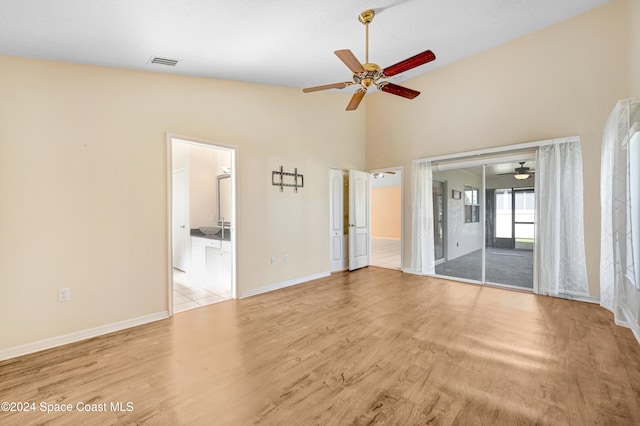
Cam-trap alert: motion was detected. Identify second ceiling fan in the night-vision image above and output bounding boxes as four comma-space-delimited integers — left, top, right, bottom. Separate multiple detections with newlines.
303, 9, 436, 111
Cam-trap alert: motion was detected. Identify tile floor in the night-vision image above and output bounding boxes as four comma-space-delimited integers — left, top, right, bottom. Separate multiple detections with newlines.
371, 238, 402, 270
173, 270, 231, 313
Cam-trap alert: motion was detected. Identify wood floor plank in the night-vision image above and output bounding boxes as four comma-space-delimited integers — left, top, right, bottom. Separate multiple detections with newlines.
1, 267, 639, 425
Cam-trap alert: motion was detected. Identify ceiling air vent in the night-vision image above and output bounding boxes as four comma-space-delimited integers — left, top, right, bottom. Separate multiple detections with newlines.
149, 56, 179, 67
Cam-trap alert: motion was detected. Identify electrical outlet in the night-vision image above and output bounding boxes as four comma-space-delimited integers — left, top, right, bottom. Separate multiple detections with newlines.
284, 255, 289, 263
58, 288, 70, 302
270, 256, 276, 265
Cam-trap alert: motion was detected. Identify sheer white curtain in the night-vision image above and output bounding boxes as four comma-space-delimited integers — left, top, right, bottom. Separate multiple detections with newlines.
411, 160, 435, 274
535, 139, 589, 296
600, 99, 640, 335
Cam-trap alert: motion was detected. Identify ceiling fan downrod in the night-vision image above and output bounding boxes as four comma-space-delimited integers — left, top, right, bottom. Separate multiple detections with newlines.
359, 9, 375, 65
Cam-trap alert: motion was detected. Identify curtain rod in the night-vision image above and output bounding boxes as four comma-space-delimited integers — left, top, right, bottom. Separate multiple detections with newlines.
413, 135, 580, 165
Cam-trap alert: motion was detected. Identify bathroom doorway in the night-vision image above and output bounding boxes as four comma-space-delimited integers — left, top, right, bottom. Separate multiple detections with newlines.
370, 167, 403, 270
168, 135, 237, 314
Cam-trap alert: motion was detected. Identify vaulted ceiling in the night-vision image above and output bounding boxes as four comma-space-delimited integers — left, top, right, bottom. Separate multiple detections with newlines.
0, 0, 611, 89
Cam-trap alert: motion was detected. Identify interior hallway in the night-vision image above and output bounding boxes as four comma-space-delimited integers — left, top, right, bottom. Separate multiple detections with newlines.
370, 237, 401, 270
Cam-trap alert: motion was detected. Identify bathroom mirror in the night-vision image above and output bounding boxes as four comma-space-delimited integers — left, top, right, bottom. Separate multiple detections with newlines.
217, 173, 231, 226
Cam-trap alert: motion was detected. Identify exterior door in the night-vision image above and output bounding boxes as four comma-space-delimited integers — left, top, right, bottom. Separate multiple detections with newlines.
172, 168, 189, 272
348, 169, 371, 271
329, 169, 348, 271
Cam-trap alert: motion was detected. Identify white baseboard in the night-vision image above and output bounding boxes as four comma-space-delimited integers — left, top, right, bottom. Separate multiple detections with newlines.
0, 311, 169, 361
633, 329, 640, 346
239, 272, 330, 298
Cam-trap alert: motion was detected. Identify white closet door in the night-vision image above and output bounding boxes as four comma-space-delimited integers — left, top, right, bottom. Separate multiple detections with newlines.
349, 169, 371, 271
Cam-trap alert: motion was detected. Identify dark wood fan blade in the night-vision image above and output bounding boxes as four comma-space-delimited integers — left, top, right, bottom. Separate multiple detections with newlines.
302, 82, 353, 93
346, 89, 366, 111
335, 49, 365, 74
379, 82, 420, 99
383, 50, 436, 77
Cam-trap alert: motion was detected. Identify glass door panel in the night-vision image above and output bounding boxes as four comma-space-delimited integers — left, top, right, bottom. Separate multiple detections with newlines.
485, 181, 535, 289
433, 167, 483, 282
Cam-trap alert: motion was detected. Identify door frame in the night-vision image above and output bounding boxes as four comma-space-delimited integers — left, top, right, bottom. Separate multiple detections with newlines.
431, 156, 537, 290
166, 133, 238, 316
368, 166, 404, 271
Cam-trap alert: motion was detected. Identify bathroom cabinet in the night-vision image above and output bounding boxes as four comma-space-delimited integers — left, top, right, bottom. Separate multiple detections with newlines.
206, 240, 231, 287
191, 236, 231, 289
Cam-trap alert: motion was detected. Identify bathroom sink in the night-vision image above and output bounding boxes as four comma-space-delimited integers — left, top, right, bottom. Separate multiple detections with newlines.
199, 226, 221, 235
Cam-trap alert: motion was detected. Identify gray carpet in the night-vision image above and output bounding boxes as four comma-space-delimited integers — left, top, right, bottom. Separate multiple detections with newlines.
435, 248, 533, 289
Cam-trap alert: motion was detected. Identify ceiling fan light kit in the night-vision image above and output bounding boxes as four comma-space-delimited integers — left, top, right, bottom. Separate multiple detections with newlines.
303, 9, 436, 111
513, 162, 534, 179
496, 161, 535, 179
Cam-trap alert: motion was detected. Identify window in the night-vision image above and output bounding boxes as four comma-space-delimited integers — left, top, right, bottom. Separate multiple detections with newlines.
495, 189, 512, 238
464, 185, 480, 223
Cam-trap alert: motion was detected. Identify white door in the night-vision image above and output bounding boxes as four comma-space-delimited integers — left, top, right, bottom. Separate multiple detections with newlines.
349, 169, 371, 270
329, 169, 348, 271
172, 168, 189, 272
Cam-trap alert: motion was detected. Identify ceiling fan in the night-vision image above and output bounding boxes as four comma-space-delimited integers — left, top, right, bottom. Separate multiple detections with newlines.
498, 162, 535, 180
372, 170, 397, 179
302, 9, 436, 111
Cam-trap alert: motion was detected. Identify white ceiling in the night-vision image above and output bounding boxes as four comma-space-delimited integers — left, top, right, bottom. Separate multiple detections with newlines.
0, 0, 611, 89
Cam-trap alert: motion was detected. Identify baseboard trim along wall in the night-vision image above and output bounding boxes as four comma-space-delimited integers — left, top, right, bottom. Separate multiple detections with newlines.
0, 311, 169, 361
239, 271, 331, 298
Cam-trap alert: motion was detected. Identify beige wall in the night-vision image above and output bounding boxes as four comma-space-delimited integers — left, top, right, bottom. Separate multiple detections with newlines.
631, 0, 640, 97
366, 1, 629, 296
371, 186, 401, 239
0, 55, 365, 350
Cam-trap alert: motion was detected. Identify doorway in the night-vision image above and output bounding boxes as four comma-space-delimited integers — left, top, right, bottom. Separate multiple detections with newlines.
168, 135, 237, 314
433, 158, 535, 289
329, 168, 374, 272
370, 168, 403, 270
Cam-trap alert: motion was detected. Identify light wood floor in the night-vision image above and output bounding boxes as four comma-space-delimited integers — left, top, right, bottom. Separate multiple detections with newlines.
2, 267, 640, 425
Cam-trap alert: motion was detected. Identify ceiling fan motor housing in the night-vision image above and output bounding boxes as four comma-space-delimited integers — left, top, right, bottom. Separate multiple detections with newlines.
354, 63, 382, 88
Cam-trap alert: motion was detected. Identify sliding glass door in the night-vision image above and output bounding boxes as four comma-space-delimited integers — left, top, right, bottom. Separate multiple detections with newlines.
432, 160, 536, 289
